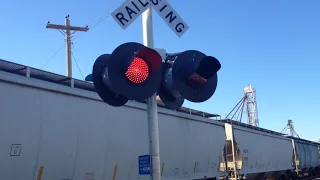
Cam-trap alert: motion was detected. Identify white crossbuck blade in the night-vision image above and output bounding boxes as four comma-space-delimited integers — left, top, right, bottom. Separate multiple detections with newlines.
111, 0, 189, 37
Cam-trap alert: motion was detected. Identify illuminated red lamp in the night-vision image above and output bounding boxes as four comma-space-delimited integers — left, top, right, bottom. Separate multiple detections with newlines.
125, 57, 149, 84
187, 73, 208, 88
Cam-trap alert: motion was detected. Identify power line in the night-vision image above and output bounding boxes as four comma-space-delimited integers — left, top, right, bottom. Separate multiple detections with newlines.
41, 43, 65, 69
71, 13, 107, 40
71, 51, 84, 80
72, 13, 110, 42
73, 0, 125, 42
42, 0, 124, 74
41, 12, 108, 70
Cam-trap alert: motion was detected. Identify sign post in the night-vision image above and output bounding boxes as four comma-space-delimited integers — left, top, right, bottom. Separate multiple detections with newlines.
111, 1, 189, 179
142, 8, 162, 180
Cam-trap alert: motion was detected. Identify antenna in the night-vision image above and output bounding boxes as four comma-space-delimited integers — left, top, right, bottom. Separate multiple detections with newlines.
46, 15, 89, 78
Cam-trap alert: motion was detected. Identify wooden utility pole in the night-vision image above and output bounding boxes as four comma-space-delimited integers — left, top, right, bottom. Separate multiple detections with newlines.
46, 15, 89, 78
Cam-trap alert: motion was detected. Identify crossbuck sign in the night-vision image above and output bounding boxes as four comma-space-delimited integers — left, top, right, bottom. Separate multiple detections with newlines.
111, 0, 189, 37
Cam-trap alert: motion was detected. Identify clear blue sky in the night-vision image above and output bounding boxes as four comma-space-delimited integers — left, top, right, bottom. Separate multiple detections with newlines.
1, 0, 319, 141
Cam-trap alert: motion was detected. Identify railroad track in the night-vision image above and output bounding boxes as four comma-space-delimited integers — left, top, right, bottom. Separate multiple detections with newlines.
300, 175, 320, 180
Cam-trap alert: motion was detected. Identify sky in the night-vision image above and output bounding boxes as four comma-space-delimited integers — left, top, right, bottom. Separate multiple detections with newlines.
0, 0, 319, 141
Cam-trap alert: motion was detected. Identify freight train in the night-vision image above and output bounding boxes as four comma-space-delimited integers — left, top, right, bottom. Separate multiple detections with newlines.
0, 59, 319, 180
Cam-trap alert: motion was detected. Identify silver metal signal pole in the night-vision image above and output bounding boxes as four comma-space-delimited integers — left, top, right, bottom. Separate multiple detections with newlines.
142, 8, 162, 180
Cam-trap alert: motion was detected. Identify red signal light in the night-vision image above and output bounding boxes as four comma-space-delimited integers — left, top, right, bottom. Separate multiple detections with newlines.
125, 57, 149, 84
187, 73, 207, 88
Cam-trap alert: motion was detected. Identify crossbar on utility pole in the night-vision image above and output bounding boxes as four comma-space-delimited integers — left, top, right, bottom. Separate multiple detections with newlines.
46, 15, 89, 78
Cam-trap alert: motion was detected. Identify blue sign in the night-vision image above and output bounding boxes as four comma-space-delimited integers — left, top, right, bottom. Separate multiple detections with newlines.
138, 155, 151, 175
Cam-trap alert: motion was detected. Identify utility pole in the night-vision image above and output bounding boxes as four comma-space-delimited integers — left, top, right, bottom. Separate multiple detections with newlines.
46, 15, 89, 78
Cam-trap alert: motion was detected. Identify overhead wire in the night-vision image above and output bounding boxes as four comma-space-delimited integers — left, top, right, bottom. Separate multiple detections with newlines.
71, 51, 84, 80
42, 0, 125, 73
72, 0, 125, 42
40, 10, 108, 70
71, 11, 107, 39
69, 10, 115, 79
65, 0, 125, 79
74, 13, 108, 40
41, 43, 65, 69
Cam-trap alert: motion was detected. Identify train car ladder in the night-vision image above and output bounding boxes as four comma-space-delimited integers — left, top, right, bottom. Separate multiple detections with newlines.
224, 123, 240, 180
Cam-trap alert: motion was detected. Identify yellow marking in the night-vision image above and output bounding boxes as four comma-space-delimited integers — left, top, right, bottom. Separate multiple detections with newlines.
37, 166, 44, 180
161, 163, 164, 176
112, 164, 118, 180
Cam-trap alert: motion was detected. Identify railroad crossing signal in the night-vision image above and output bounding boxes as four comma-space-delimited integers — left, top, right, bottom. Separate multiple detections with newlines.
92, 42, 163, 107
91, 42, 221, 109
91, 0, 220, 109
111, 0, 189, 37
158, 50, 221, 109
106, 2, 220, 179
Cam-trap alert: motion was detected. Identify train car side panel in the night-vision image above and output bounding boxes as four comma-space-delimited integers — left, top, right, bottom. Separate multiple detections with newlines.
0, 82, 43, 180
232, 126, 293, 175
159, 115, 226, 179
0, 71, 227, 180
38, 90, 152, 180
294, 140, 320, 169
310, 144, 320, 167
0, 81, 152, 180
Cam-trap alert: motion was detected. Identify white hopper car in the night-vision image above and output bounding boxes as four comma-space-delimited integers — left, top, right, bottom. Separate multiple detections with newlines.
0, 59, 319, 180
219, 120, 320, 180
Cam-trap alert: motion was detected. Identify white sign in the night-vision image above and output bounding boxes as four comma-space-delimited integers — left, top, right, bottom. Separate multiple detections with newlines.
111, 0, 189, 37
147, 0, 189, 37
10, 144, 21, 156
111, 0, 151, 30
